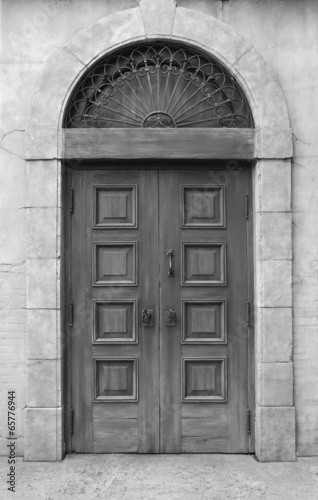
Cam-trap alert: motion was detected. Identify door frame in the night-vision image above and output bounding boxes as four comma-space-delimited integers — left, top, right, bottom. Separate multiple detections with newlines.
25, 1, 295, 462
63, 161, 255, 455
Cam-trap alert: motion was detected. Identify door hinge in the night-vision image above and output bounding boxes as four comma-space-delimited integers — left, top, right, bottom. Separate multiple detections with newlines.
246, 302, 250, 327
247, 409, 251, 434
70, 409, 74, 435
245, 194, 249, 219
70, 189, 74, 214
69, 301, 73, 328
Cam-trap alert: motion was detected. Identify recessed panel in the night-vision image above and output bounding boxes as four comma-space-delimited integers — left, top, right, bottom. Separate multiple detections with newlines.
182, 358, 227, 402
182, 243, 226, 285
182, 185, 225, 227
182, 300, 226, 343
94, 301, 137, 343
94, 185, 137, 227
94, 242, 137, 286
95, 359, 138, 401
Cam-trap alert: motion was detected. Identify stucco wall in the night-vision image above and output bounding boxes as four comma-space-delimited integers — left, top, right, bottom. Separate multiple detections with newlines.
0, 0, 317, 457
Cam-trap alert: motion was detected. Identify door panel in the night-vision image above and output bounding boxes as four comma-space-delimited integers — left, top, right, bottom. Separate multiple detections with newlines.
68, 166, 251, 454
71, 169, 160, 453
159, 169, 249, 453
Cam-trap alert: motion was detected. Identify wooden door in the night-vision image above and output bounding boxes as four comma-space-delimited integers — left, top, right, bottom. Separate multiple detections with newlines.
69, 169, 160, 453
66, 166, 252, 453
159, 169, 250, 453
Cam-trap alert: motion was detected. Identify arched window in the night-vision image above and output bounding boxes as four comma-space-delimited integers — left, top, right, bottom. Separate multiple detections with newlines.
64, 43, 253, 129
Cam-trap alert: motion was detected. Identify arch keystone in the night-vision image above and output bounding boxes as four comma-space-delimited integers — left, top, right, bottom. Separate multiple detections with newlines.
141, 0, 176, 37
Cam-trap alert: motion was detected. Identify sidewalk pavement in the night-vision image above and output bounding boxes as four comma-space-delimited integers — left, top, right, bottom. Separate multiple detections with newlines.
1, 454, 318, 499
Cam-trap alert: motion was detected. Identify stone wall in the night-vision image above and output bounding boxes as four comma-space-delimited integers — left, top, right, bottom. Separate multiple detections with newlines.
0, 0, 317, 457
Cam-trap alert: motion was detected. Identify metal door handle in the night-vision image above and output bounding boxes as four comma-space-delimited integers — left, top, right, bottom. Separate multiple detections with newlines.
168, 309, 176, 320
141, 308, 154, 326
165, 309, 177, 326
166, 249, 174, 276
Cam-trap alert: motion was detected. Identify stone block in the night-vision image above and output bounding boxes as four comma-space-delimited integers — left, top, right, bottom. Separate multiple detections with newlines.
27, 208, 57, 259
26, 127, 59, 160
27, 359, 62, 407
255, 160, 291, 212
141, 0, 176, 37
25, 407, 63, 461
293, 157, 318, 212
27, 309, 58, 359
256, 362, 293, 407
260, 128, 293, 159
257, 308, 292, 363
27, 160, 58, 208
233, 46, 276, 90
29, 48, 85, 128
257, 81, 291, 129
27, 259, 57, 309
0, 208, 26, 263
233, 47, 290, 129
257, 212, 292, 260
258, 260, 292, 307
172, 7, 253, 67
256, 405, 296, 461
0, 150, 26, 211
66, 8, 145, 68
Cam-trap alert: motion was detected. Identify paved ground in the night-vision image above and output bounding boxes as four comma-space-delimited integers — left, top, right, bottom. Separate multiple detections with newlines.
1, 454, 318, 499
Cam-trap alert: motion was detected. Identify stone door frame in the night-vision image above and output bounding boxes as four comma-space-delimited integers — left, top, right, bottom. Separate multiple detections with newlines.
25, 0, 295, 462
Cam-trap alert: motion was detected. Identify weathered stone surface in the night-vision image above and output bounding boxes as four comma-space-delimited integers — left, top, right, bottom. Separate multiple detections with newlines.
27, 208, 57, 259
27, 160, 58, 208
26, 127, 59, 159
0, 62, 45, 130
257, 308, 292, 363
27, 359, 62, 407
172, 7, 253, 66
233, 48, 289, 130
256, 362, 293, 407
257, 212, 292, 260
255, 160, 291, 213
25, 407, 63, 461
0, 208, 26, 263
258, 260, 292, 307
1, 0, 136, 64
27, 309, 59, 360
29, 48, 85, 128
293, 157, 318, 212
66, 8, 145, 68
260, 128, 293, 159
14, 454, 318, 497
0, 150, 25, 211
256, 405, 296, 462
27, 259, 57, 309
141, 0, 176, 37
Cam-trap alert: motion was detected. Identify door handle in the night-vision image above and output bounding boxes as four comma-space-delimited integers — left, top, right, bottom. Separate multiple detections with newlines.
165, 309, 177, 327
141, 308, 154, 326
166, 249, 174, 276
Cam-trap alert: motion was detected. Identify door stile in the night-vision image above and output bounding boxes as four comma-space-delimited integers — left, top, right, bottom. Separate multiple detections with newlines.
138, 170, 160, 453
64, 167, 73, 454
159, 170, 182, 453
246, 168, 255, 453
71, 171, 94, 452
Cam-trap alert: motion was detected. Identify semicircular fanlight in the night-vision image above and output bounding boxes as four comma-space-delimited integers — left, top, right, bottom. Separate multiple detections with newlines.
64, 43, 253, 129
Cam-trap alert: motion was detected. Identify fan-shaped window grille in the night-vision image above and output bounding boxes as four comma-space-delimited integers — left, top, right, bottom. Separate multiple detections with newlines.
64, 43, 253, 129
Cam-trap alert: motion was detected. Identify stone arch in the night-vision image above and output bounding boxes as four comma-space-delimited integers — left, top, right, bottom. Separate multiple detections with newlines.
25, 0, 295, 463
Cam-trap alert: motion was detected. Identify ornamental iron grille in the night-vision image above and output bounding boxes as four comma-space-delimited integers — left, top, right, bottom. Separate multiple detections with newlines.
64, 43, 254, 129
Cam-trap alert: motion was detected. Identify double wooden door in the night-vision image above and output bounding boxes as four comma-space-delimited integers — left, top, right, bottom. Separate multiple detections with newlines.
67, 166, 253, 453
